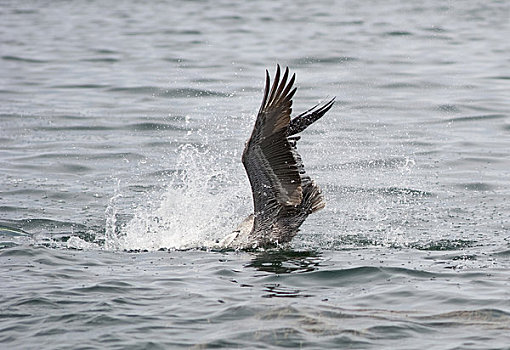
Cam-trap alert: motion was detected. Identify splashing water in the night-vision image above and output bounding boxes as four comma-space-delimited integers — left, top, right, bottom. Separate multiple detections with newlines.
96, 111, 424, 252
104, 144, 250, 251
104, 180, 123, 250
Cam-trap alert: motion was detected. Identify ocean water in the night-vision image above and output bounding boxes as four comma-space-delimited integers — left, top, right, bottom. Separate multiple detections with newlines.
1, 0, 510, 348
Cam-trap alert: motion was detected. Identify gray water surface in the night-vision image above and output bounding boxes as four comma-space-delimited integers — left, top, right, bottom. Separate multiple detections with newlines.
1, 1, 510, 349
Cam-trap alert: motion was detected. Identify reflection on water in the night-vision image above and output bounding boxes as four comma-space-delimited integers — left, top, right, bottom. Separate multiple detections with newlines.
246, 250, 323, 274
262, 283, 312, 298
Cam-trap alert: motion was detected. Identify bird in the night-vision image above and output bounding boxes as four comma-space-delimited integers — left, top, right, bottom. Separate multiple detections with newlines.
219, 65, 335, 249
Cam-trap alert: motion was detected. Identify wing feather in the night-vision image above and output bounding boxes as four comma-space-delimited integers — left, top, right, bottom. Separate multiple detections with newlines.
242, 65, 301, 215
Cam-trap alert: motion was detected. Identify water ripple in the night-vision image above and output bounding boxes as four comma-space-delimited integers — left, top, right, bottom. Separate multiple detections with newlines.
1, 55, 49, 63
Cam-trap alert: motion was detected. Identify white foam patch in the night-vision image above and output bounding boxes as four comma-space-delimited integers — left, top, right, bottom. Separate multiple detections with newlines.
67, 236, 100, 250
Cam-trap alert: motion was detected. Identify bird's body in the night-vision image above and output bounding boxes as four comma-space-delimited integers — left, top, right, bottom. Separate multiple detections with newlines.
220, 65, 334, 249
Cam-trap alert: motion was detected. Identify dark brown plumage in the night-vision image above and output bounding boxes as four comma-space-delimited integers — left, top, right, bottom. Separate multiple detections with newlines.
221, 65, 335, 249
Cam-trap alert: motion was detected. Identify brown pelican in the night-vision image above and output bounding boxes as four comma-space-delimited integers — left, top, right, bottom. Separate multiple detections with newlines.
220, 65, 335, 249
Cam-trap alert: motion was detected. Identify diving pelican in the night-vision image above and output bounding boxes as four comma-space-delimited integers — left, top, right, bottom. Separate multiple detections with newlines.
220, 65, 335, 249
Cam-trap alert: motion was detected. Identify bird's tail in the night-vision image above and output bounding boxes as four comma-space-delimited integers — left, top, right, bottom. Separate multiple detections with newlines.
274, 180, 325, 245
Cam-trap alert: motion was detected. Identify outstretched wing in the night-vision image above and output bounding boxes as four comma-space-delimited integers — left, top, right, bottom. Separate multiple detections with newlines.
242, 65, 334, 240
242, 65, 301, 222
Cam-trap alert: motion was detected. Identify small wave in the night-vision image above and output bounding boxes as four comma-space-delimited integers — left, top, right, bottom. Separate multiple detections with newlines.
424, 26, 448, 33
11, 218, 88, 237
333, 156, 416, 170
290, 56, 358, 66
488, 75, 510, 80
82, 57, 119, 63
108, 86, 228, 98
0, 245, 41, 257
379, 82, 420, 89
384, 30, 413, 36
107, 86, 162, 94
54, 163, 93, 174
262, 284, 311, 298
11, 151, 145, 164
456, 182, 496, 191
435, 104, 461, 112
413, 239, 476, 251
162, 57, 188, 63
0, 225, 29, 237
146, 169, 179, 178
328, 185, 432, 198
125, 122, 188, 131
439, 114, 506, 124
417, 308, 510, 324
12, 296, 59, 308
0, 188, 47, 196
127, 184, 161, 193
5, 160, 92, 175
492, 249, 510, 257
93, 49, 119, 54
337, 20, 364, 25
162, 29, 202, 35
323, 234, 476, 252
0, 88, 21, 94
34, 125, 116, 131
11, 9, 38, 14
51, 84, 110, 89
307, 266, 390, 282
72, 281, 135, 294
256, 265, 436, 288
85, 152, 146, 161
1, 55, 48, 63
377, 187, 433, 197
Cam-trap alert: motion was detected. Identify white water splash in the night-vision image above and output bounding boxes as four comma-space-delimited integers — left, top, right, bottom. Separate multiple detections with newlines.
104, 179, 123, 250
105, 144, 249, 251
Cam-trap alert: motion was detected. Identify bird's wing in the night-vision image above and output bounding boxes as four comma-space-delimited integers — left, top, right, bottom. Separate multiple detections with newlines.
242, 65, 301, 222
288, 97, 335, 136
